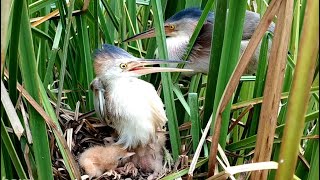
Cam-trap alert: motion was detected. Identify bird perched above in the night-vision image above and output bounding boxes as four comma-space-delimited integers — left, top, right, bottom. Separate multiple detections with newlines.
124, 8, 275, 75
79, 145, 135, 177
90, 44, 192, 149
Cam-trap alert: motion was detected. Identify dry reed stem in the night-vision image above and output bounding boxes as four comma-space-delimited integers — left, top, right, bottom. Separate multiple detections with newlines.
1, 0, 12, 74
251, 0, 294, 179
1, 80, 25, 139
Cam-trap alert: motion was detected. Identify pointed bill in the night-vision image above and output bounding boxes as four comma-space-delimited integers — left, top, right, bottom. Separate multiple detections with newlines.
123, 26, 174, 42
126, 59, 193, 75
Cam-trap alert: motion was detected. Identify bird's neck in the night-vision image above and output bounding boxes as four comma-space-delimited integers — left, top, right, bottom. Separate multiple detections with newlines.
166, 35, 190, 60
100, 76, 137, 85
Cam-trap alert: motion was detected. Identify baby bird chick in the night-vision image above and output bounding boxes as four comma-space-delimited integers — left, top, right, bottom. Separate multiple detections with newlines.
79, 145, 135, 177
131, 132, 167, 180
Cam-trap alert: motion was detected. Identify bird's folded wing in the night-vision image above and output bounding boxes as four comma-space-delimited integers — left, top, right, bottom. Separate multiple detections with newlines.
191, 21, 213, 60
90, 78, 108, 123
144, 84, 168, 130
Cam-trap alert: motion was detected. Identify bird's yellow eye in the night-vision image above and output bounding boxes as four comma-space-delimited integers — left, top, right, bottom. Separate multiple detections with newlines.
169, 25, 175, 30
119, 63, 127, 69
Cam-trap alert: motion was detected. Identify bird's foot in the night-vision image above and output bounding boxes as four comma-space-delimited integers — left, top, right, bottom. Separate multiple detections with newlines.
116, 162, 138, 177
162, 146, 174, 172
98, 169, 121, 180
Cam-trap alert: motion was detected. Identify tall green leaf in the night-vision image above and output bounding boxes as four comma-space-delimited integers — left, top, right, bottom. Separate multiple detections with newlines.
151, 0, 181, 160
202, 0, 227, 126
212, 0, 247, 148
19, 1, 53, 179
1, 119, 27, 179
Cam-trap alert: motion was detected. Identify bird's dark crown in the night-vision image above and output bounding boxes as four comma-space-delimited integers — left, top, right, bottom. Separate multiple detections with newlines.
166, 7, 214, 23
93, 44, 133, 60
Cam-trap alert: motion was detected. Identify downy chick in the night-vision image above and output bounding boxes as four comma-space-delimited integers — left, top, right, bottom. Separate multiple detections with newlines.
79, 145, 135, 177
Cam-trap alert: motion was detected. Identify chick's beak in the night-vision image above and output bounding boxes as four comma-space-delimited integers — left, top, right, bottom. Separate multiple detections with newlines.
126, 59, 193, 75
123, 26, 174, 42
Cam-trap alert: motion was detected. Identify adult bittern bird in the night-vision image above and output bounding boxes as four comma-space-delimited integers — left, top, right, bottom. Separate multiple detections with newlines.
90, 44, 192, 149
124, 8, 275, 75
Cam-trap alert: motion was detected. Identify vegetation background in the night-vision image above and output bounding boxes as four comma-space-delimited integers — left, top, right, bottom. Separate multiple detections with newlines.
0, 0, 318, 179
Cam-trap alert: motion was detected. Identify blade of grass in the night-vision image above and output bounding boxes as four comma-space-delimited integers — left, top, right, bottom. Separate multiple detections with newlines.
56, 0, 67, 29
37, 5, 51, 81
189, 74, 202, 93
93, 0, 99, 48
257, 0, 268, 15
29, 0, 57, 14
296, 114, 319, 178
1, 119, 28, 179
137, 0, 150, 5
202, 0, 227, 126
56, 0, 75, 117
1, 146, 7, 178
298, 0, 307, 38
173, 85, 190, 116
75, 15, 94, 110
188, 93, 200, 153
19, 1, 53, 179
31, 27, 53, 45
126, 0, 138, 47
43, 21, 62, 87
208, 0, 247, 176
185, 0, 202, 8
119, 0, 126, 49
98, 6, 112, 44
151, 0, 181, 160
101, 0, 120, 32
37, 76, 81, 179
8, 0, 23, 106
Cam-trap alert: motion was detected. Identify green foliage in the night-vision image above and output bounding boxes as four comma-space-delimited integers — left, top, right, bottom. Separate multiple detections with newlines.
1, 0, 318, 179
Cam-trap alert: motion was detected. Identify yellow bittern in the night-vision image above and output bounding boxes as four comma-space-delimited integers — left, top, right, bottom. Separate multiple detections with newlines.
124, 8, 275, 75
90, 44, 192, 149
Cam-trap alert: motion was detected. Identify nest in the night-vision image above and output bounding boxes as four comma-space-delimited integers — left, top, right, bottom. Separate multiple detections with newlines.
51, 108, 176, 180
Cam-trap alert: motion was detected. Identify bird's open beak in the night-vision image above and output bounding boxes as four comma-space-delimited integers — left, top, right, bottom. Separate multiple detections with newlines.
123, 26, 173, 42
127, 59, 193, 75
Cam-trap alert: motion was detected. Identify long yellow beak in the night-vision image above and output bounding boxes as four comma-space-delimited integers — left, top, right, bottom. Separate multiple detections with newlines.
123, 26, 173, 42
126, 59, 193, 75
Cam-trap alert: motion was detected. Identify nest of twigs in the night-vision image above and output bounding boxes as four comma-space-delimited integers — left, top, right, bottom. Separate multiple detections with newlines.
50, 106, 185, 180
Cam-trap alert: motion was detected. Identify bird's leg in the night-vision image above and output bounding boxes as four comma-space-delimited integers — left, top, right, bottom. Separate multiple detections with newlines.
162, 146, 174, 172
99, 169, 121, 180
116, 162, 138, 177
